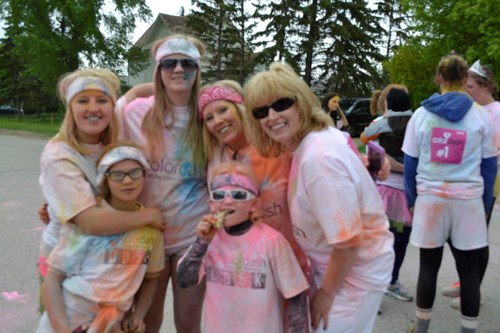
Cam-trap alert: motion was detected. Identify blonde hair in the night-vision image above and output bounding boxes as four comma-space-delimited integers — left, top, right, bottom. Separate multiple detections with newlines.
436, 54, 468, 90
57, 68, 120, 154
370, 90, 382, 116
142, 34, 207, 172
96, 141, 146, 204
244, 62, 332, 157
209, 161, 261, 222
200, 80, 251, 159
372, 84, 409, 115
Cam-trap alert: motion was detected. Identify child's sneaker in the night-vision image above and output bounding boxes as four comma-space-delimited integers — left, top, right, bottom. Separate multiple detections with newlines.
442, 281, 460, 297
386, 280, 413, 302
450, 296, 483, 310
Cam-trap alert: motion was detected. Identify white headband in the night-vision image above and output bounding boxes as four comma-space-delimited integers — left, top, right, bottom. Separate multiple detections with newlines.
65, 77, 114, 104
96, 146, 150, 186
469, 60, 487, 78
155, 38, 201, 63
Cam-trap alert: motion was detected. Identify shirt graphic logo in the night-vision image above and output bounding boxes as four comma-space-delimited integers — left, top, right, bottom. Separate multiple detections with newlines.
430, 128, 466, 164
206, 266, 266, 289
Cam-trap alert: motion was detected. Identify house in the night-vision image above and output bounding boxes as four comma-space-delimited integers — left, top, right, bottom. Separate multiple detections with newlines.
127, 13, 190, 87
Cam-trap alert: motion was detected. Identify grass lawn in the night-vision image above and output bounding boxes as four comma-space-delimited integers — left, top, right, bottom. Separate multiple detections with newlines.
0, 115, 61, 136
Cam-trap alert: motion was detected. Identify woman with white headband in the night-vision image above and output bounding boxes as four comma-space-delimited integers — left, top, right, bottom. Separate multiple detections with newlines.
37, 69, 164, 314
115, 34, 208, 333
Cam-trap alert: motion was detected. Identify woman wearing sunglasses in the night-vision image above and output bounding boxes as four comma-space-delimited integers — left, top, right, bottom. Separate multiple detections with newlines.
177, 161, 309, 333
244, 62, 395, 333
115, 34, 209, 333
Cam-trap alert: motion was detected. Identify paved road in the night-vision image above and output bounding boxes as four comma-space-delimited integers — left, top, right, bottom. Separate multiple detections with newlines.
0, 132, 499, 332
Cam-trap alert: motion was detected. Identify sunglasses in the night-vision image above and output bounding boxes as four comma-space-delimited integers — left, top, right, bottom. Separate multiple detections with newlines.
106, 167, 145, 182
159, 58, 198, 74
210, 189, 256, 202
252, 97, 295, 119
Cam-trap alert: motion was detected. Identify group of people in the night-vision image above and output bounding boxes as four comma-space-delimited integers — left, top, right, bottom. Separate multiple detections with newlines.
34, 32, 498, 333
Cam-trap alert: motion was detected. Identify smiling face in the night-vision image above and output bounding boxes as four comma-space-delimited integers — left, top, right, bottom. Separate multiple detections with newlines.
106, 159, 144, 211
209, 185, 257, 228
203, 100, 245, 149
257, 98, 301, 151
70, 90, 113, 144
159, 53, 198, 99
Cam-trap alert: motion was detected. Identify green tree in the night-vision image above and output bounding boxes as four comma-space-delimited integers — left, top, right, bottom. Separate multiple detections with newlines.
2, 0, 151, 99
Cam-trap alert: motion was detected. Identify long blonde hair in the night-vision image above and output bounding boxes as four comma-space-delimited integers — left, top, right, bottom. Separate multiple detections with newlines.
142, 34, 207, 172
244, 62, 332, 157
57, 68, 120, 154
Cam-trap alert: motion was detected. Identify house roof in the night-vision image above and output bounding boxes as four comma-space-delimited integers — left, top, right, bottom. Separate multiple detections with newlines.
133, 13, 189, 49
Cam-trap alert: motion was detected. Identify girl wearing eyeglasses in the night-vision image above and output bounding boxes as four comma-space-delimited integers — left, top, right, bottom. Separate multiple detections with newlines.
115, 34, 209, 333
177, 161, 309, 333
38, 143, 164, 333
243, 62, 395, 333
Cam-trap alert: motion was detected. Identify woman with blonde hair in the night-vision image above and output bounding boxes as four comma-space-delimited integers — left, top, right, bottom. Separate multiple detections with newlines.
243, 62, 395, 333
37, 68, 163, 313
116, 34, 208, 333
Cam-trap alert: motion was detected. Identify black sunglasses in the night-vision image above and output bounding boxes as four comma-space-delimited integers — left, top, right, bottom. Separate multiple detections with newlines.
159, 58, 198, 74
252, 97, 295, 119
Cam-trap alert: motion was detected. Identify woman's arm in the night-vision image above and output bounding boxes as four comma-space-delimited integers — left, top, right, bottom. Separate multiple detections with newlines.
310, 236, 361, 331
123, 83, 154, 104
338, 108, 349, 127
73, 206, 164, 235
43, 270, 71, 333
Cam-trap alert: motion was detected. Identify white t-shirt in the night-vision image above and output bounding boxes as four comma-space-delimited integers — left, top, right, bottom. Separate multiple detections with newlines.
199, 223, 309, 333
288, 127, 394, 292
116, 96, 210, 253
39, 138, 102, 257
402, 103, 497, 199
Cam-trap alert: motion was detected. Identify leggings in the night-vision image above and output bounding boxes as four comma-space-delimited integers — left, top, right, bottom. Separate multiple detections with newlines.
416, 246, 488, 317
389, 223, 411, 284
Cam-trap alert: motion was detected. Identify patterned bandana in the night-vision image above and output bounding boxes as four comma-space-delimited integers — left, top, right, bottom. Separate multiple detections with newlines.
65, 77, 114, 104
96, 146, 150, 186
155, 37, 201, 63
210, 173, 260, 196
198, 86, 244, 119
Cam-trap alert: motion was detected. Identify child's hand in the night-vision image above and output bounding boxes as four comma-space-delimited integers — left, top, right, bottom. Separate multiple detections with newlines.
121, 317, 145, 333
146, 208, 165, 231
196, 214, 218, 240
38, 202, 50, 225
378, 156, 391, 180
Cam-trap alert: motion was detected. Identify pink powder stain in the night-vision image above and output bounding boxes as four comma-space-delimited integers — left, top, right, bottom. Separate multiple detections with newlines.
2, 291, 29, 301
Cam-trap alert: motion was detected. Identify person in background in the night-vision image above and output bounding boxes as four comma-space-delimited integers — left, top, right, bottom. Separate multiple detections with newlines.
244, 62, 394, 333
361, 85, 414, 302
321, 92, 349, 131
441, 60, 500, 309
177, 161, 309, 333
403, 54, 497, 333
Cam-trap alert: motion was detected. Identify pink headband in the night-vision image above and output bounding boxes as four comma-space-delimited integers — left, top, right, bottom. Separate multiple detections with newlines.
210, 173, 259, 196
198, 86, 244, 119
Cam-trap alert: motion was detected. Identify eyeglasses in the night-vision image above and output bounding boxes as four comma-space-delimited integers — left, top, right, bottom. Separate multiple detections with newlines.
252, 97, 295, 119
159, 58, 198, 74
106, 167, 145, 182
210, 189, 256, 202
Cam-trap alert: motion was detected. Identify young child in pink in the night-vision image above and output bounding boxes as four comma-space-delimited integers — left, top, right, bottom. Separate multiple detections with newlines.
177, 162, 309, 333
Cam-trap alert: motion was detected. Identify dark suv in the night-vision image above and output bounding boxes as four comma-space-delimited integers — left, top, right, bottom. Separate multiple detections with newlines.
342, 98, 374, 137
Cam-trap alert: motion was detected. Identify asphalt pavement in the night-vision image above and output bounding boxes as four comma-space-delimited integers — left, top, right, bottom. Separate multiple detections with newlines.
0, 132, 499, 333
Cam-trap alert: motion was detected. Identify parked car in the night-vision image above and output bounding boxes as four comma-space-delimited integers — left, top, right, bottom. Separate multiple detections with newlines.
0, 105, 22, 116
342, 98, 375, 137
